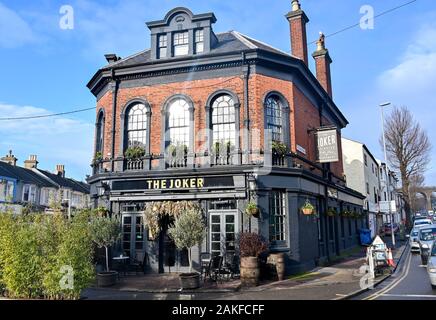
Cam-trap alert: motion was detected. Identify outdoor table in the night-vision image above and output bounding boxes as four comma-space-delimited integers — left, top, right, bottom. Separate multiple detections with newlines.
112, 256, 130, 275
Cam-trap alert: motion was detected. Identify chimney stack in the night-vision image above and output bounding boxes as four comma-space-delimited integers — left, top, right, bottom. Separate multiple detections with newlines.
104, 54, 121, 64
286, 0, 309, 66
55, 164, 65, 178
312, 32, 333, 98
1, 150, 18, 166
24, 155, 38, 169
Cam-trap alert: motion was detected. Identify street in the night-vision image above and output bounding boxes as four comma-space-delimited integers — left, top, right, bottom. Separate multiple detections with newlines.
354, 248, 436, 300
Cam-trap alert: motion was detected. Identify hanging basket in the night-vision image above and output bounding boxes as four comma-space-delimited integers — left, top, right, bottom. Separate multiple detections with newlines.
302, 208, 314, 215
301, 200, 315, 216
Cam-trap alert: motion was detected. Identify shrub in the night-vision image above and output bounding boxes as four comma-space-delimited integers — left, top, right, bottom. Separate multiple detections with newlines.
239, 233, 268, 258
272, 141, 288, 155
0, 211, 96, 300
125, 146, 146, 160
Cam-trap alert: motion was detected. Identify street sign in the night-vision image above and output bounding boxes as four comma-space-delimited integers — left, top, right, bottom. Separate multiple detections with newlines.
379, 201, 396, 213
315, 128, 339, 163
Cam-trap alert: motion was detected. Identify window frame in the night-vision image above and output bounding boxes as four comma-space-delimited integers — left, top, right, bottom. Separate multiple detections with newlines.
211, 94, 237, 151
195, 29, 204, 54
158, 34, 168, 59
263, 92, 291, 153
173, 31, 189, 57
269, 190, 288, 247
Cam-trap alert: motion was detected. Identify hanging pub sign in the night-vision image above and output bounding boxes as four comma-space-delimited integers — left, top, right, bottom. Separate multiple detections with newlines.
316, 128, 339, 163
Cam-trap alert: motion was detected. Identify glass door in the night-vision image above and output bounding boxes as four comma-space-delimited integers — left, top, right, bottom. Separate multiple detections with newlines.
210, 211, 238, 264
122, 214, 146, 261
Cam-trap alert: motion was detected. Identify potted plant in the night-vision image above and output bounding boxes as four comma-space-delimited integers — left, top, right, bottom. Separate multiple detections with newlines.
327, 208, 337, 217
125, 146, 145, 160
93, 151, 103, 164
168, 207, 206, 290
245, 201, 260, 218
90, 215, 121, 287
272, 141, 288, 155
301, 200, 315, 216
239, 233, 268, 287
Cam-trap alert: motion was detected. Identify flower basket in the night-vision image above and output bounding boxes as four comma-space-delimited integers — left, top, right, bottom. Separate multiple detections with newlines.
327, 209, 337, 217
301, 200, 315, 216
272, 141, 288, 155
245, 202, 260, 217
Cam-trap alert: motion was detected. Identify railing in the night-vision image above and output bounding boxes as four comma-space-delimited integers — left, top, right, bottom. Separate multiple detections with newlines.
94, 151, 345, 187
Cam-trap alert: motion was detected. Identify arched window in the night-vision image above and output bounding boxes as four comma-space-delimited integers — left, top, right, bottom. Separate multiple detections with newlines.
96, 111, 104, 153
167, 98, 190, 147
126, 104, 148, 148
265, 95, 283, 142
211, 95, 236, 148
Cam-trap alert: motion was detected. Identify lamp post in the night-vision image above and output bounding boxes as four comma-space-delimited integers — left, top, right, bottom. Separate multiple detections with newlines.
380, 102, 395, 247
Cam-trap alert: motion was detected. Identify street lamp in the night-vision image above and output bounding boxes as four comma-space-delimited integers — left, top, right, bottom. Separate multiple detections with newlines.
379, 102, 396, 247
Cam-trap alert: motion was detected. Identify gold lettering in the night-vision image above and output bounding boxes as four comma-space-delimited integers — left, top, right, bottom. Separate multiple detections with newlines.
197, 178, 204, 188
161, 180, 167, 189
147, 180, 153, 189
182, 179, 188, 188
175, 179, 181, 188
153, 180, 160, 189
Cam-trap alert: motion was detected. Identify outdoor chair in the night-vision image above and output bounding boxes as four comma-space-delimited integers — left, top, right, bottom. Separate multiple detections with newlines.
129, 252, 146, 275
200, 252, 211, 280
205, 255, 224, 283
220, 254, 240, 281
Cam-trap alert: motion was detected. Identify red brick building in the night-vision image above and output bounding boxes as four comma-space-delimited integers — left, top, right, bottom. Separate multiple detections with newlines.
88, 2, 365, 274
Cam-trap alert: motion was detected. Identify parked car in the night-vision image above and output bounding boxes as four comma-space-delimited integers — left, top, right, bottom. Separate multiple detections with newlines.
408, 229, 421, 253
418, 225, 436, 265
426, 241, 436, 289
383, 223, 400, 235
414, 219, 433, 228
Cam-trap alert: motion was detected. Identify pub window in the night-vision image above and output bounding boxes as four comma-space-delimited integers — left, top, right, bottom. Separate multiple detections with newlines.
158, 34, 168, 58
96, 111, 104, 154
126, 104, 148, 149
209, 200, 237, 211
195, 29, 204, 53
265, 95, 283, 142
211, 94, 236, 149
173, 31, 189, 56
269, 191, 287, 244
168, 98, 190, 148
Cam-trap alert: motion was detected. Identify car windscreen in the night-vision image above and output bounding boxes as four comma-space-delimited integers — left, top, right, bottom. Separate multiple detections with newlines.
415, 221, 431, 226
419, 228, 436, 241
411, 231, 419, 237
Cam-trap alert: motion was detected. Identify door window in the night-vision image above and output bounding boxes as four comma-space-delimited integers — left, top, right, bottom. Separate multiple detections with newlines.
210, 212, 237, 261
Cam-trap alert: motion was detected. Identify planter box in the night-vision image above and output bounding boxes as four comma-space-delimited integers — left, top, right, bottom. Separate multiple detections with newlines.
180, 273, 200, 290
97, 271, 118, 287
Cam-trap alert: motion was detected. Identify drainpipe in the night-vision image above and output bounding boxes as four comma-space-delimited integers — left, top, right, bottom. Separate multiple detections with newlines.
242, 52, 250, 164
110, 71, 119, 173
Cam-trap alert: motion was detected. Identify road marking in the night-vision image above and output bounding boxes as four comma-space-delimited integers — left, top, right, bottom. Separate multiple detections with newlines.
364, 250, 412, 300
380, 294, 436, 298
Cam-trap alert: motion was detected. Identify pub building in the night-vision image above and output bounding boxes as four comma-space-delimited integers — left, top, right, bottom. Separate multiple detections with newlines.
87, 1, 366, 275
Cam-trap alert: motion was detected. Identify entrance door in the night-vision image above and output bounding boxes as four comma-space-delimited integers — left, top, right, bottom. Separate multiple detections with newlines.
210, 211, 238, 264
122, 214, 146, 262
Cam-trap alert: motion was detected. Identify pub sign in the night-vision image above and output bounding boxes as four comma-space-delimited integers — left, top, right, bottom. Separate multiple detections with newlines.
316, 128, 339, 163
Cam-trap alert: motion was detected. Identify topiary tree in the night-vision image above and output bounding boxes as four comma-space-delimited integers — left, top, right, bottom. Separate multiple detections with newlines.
168, 208, 206, 274
90, 216, 121, 273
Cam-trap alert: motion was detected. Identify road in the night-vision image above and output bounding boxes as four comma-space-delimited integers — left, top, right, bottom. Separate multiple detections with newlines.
354, 247, 436, 300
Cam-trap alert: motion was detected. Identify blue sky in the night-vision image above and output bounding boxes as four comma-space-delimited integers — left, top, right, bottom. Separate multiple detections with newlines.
0, 0, 435, 185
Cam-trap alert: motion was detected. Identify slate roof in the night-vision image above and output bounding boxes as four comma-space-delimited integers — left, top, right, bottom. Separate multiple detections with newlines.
0, 161, 90, 194
101, 31, 296, 70
0, 162, 55, 188
37, 170, 90, 194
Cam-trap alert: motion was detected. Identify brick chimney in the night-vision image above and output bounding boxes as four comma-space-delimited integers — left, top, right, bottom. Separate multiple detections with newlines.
286, 0, 309, 66
55, 164, 65, 178
1, 150, 18, 166
24, 155, 38, 169
312, 32, 333, 98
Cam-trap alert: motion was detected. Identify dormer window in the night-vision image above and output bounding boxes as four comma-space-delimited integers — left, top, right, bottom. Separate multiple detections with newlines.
158, 34, 168, 58
174, 32, 189, 56
195, 29, 204, 53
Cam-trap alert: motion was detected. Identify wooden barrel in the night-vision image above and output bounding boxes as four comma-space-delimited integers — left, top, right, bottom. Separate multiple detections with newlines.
240, 257, 260, 287
270, 253, 286, 281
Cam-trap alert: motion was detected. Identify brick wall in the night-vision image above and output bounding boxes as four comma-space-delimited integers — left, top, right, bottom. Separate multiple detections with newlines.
95, 73, 344, 176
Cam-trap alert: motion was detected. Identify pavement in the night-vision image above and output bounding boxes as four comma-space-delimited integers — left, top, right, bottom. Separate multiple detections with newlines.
82, 238, 408, 300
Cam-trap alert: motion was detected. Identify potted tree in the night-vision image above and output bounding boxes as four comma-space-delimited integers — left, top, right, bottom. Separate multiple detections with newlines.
90, 215, 121, 287
168, 207, 206, 290
239, 233, 268, 287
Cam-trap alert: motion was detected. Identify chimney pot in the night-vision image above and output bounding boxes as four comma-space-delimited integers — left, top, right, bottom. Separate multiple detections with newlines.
286, 1, 310, 66
1, 150, 18, 166
55, 164, 65, 177
24, 154, 38, 169
312, 32, 333, 98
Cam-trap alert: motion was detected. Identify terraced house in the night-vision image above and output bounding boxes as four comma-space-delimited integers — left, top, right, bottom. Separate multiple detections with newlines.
87, 2, 365, 274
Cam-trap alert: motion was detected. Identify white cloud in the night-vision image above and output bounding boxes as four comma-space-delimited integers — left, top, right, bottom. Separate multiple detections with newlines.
0, 103, 94, 181
0, 2, 39, 48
